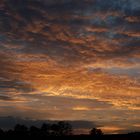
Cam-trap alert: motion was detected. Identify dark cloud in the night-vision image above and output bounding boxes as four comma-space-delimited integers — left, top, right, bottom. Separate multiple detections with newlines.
0, 94, 13, 101
0, 79, 35, 93
0, 116, 97, 132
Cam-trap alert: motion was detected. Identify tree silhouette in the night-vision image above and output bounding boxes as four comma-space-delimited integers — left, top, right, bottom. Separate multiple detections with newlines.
0, 128, 4, 136
0, 124, 140, 139
14, 124, 28, 132
57, 121, 73, 136
41, 123, 51, 136
51, 121, 73, 136
14, 124, 28, 133
14, 124, 28, 137
51, 123, 59, 136
29, 126, 40, 137
90, 128, 103, 136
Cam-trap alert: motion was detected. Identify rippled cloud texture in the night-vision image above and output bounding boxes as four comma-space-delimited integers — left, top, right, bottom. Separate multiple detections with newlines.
0, 0, 140, 134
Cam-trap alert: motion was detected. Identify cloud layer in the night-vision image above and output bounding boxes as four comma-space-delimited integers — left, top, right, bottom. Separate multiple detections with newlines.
0, 0, 140, 133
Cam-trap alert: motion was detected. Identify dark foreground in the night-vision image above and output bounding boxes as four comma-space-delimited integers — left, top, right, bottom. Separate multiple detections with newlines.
0, 123, 139, 139
0, 134, 140, 140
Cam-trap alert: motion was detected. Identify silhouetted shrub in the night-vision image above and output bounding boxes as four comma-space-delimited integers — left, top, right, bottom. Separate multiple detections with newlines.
51, 121, 73, 136
0, 128, 4, 137
89, 128, 103, 136
14, 124, 28, 132
29, 126, 40, 137
41, 123, 51, 136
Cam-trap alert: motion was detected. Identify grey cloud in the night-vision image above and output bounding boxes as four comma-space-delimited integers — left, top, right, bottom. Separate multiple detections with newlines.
0, 94, 13, 101
19, 94, 114, 110
0, 78, 35, 94
0, 116, 97, 131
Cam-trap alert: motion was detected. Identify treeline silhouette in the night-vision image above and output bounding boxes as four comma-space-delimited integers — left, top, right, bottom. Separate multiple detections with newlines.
0, 121, 139, 140
0, 121, 103, 138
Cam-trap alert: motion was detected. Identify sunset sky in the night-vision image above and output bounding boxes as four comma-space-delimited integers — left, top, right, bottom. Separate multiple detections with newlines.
0, 0, 140, 134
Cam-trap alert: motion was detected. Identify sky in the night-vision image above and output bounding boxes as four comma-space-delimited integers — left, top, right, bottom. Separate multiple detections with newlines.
0, 0, 140, 134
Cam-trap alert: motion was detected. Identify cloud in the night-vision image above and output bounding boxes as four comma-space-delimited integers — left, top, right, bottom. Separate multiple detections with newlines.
0, 94, 13, 101
0, 0, 140, 133
0, 116, 97, 134
0, 79, 35, 93
20, 94, 113, 110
